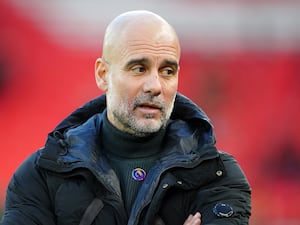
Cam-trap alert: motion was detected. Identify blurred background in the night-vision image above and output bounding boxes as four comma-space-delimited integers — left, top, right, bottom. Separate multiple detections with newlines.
1, 0, 300, 224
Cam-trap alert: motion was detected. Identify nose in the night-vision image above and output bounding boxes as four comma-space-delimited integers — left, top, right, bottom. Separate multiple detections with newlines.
143, 72, 162, 96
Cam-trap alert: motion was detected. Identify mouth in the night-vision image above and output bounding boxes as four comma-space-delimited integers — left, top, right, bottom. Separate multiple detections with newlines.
136, 102, 163, 114
138, 102, 162, 110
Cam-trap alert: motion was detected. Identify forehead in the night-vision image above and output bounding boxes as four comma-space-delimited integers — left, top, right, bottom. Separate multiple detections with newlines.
114, 29, 180, 65
120, 40, 179, 61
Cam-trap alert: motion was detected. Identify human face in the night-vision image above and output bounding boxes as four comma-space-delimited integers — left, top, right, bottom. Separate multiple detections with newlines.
102, 36, 180, 137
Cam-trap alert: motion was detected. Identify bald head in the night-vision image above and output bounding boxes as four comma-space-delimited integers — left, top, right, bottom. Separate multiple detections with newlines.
102, 10, 180, 62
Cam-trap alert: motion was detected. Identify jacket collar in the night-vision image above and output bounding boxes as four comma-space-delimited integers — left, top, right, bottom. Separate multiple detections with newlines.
53, 93, 213, 133
37, 93, 216, 173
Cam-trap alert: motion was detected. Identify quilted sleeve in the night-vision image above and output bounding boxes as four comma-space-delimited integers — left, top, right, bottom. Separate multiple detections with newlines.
1, 152, 56, 225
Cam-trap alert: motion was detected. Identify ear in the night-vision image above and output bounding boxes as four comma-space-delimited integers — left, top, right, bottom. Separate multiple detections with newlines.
95, 58, 108, 91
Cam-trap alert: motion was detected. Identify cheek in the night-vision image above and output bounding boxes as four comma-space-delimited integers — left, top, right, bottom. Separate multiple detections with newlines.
107, 82, 134, 107
106, 69, 138, 106
163, 79, 178, 98
162, 81, 177, 111
111, 77, 143, 99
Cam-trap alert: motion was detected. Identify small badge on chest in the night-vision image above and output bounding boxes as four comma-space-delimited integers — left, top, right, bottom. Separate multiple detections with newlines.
132, 167, 147, 181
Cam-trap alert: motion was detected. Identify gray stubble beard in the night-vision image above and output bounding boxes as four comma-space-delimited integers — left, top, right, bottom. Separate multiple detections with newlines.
110, 94, 175, 137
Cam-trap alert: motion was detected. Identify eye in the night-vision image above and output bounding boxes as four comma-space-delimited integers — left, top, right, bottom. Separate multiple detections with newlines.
161, 67, 176, 76
131, 65, 146, 74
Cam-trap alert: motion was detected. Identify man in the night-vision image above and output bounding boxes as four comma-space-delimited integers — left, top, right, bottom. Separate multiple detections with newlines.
1, 10, 251, 225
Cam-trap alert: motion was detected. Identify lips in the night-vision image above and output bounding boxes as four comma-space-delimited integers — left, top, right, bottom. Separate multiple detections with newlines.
138, 102, 162, 110
136, 102, 163, 115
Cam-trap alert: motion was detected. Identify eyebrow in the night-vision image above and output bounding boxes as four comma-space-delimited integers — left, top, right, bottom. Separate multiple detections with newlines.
125, 58, 179, 70
161, 59, 179, 71
125, 58, 150, 69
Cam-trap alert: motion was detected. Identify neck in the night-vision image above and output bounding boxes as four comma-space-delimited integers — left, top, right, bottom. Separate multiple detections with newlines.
101, 111, 166, 158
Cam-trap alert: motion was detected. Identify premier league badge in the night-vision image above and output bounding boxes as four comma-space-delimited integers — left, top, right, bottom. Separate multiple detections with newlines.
132, 167, 147, 181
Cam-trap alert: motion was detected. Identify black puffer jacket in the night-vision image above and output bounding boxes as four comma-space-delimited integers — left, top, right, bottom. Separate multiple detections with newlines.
2, 93, 251, 225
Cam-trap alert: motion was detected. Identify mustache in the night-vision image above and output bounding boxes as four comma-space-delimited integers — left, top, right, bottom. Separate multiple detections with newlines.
133, 95, 165, 111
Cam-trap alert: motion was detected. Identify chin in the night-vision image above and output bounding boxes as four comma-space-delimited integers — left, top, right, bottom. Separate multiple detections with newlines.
137, 121, 163, 133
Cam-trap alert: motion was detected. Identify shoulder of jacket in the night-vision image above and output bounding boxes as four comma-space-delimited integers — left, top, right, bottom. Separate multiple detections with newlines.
218, 150, 236, 161
217, 150, 251, 189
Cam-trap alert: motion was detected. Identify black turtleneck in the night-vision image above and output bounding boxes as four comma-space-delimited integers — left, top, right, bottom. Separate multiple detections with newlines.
100, 111, 166, 214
